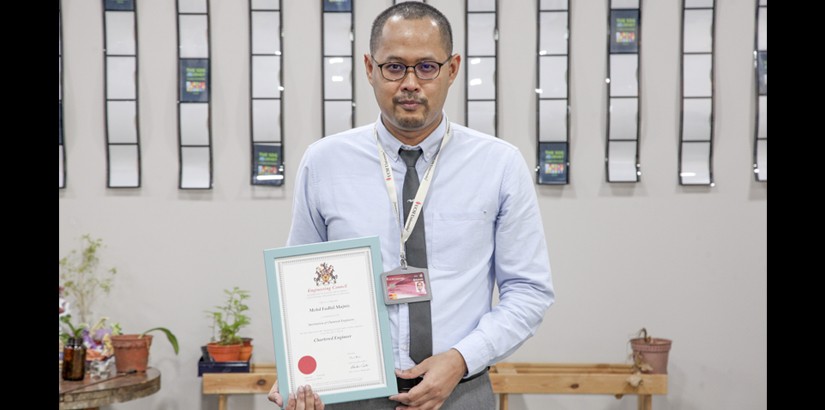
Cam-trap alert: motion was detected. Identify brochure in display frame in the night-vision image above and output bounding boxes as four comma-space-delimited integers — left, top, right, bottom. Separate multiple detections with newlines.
264, 236, 397, 406
757, 51, 767, 95
179, 59, 209, 102
610, 9, 640, 53
252, 143, 284, 186
324, 0, 352, 12
537, 141, 568, 185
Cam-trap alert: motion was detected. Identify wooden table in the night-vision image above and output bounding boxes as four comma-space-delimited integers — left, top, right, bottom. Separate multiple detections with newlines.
202, 363, 667, 410
59, 368, 161, 410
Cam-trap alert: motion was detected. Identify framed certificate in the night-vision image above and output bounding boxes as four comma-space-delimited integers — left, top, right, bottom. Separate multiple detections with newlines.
264, 236, 397, 405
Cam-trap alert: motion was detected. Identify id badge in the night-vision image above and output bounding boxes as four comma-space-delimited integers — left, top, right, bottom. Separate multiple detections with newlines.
380, 266, 433, 305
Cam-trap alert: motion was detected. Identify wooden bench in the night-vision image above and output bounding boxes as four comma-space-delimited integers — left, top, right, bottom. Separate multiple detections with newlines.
491, 363, 667, 410
202, 362, 667, 410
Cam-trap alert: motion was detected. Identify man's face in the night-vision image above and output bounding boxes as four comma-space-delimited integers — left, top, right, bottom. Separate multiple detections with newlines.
365, 16, 460, 139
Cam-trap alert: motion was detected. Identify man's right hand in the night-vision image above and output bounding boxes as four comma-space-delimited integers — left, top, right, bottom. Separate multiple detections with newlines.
268, 380, 325, 410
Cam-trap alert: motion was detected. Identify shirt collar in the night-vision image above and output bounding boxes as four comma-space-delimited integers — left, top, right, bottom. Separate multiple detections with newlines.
375, 113, 448, 163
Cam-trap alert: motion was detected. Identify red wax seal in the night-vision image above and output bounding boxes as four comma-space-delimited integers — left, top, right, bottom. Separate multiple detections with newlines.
298, 355, 317, 375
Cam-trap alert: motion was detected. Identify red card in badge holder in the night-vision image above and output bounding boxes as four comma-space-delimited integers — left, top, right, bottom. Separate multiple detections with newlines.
380, 267, 433, 305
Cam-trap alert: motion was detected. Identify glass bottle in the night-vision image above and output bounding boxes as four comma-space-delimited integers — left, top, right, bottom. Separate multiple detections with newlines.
62, 337, 87, 381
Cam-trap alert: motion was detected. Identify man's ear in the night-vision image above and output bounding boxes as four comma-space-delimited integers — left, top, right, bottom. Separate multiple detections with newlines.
447, 54, 461, 84
364, 53, 376, 86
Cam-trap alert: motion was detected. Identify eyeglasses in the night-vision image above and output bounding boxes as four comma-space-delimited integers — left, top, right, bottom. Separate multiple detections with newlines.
372, 55, 454, 81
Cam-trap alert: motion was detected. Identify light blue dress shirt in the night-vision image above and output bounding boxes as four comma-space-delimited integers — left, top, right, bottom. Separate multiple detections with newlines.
288, 114, 554, 376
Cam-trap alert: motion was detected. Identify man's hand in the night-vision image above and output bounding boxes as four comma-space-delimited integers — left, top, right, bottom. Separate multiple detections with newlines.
389, 348, 468, 410
268, 381, 325, 410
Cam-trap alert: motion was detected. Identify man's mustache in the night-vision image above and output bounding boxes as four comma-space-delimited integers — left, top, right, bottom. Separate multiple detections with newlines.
393, 94, 428, 105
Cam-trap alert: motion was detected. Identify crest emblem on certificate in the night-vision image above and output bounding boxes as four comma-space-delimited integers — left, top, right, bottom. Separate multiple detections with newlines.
314, 262, 338, 286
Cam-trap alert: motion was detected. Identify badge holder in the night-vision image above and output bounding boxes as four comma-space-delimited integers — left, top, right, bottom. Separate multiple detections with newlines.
381, 266, 433, 305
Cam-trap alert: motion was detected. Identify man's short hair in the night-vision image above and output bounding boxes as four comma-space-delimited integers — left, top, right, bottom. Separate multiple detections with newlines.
370, 2, 453, 57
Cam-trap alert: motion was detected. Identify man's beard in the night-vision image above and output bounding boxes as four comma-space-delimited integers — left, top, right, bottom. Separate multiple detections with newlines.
393, 94, 429, 129
395, 112, 428, 129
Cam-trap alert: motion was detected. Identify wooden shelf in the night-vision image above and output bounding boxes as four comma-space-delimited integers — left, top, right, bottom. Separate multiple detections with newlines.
490, 363, 667, 410
202, 362, 668, 410
202, 363, 277, 394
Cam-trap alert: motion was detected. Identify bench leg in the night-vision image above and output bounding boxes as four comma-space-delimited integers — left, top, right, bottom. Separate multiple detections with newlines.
637, 394, 652, 410
499, 393, 508, 410
219, 394, 227, 410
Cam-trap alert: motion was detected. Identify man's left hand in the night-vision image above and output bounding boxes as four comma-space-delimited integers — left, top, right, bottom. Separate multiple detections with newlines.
389, 348, 468, 410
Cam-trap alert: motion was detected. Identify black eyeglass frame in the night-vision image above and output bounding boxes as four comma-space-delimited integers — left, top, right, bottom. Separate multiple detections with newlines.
372, 55, 454, 81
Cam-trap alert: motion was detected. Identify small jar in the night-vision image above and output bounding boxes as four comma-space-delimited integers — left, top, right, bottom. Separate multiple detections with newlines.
62, 337, 87, 381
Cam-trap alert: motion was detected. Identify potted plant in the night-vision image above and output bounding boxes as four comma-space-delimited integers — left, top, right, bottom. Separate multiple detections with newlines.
206, 287, 251, 362
59, 235, 117, 374
630, 328, 673, 374
111, 327, 179, 373
60, 235, 180, 374
59, 235, 116, 325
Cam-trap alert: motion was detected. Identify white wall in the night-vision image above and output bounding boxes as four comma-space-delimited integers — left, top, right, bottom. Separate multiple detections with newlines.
58, 0, 767, 409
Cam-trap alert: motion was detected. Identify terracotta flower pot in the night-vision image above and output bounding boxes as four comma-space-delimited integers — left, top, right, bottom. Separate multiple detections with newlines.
239, 345, 253, 361
111, 334, 153, 373
238, 338, 253, 361
630, 337, 672, 374
207, 342, 242, 362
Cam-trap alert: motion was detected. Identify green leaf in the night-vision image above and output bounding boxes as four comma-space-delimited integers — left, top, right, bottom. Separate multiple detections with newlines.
141, 327, 180, 355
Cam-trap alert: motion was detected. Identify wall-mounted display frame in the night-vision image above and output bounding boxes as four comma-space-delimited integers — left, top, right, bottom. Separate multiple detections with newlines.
679, 0, 715, 186
536, 0, 570, 185
322, 0, 354, 136
60, 2, 66, 189
537, 141, 568, 184
250, 0, 284, 186
465, 0, 498, 137
753, 0, 766, 182
177, 0, 213, 189
103, 0, 141, 188
606, 0, 641, 183
252, 143, 284, 185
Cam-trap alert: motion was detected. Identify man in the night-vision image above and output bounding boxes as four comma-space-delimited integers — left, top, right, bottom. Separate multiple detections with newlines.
269, 3, 553, 409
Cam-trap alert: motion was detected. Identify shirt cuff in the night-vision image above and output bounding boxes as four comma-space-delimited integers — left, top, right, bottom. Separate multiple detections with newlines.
452, 331, 493, 377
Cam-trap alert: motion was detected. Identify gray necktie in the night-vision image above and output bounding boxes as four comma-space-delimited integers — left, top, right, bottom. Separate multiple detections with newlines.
399, 148, 432, 364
